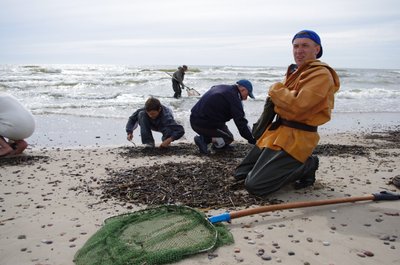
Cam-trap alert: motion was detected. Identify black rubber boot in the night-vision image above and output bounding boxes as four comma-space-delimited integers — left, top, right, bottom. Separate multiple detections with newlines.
294, 155, 319, 189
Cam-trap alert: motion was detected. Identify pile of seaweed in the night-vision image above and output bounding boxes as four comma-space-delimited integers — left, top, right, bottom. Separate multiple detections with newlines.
100, 141, 373, 208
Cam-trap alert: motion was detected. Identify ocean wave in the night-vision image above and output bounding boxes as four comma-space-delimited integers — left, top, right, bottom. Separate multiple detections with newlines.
30, 100, 129, 112
337, 87, 400, 99
24, 66, 62, 74
53, 92, 123, 100
145, 67, 202, 73
54, 81, 80, 87
115, 79, 148, 86
2, 64, 399, 115
32, 110, 126, 119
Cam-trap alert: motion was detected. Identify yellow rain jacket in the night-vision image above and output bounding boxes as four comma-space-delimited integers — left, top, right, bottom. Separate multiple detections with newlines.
256, 60, 340, 163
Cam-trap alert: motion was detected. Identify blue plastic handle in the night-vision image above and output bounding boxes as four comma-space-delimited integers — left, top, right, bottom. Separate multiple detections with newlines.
208, 212, 231, 224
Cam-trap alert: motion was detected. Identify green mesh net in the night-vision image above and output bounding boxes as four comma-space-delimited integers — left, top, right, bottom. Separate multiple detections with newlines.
74, 205, 234, 265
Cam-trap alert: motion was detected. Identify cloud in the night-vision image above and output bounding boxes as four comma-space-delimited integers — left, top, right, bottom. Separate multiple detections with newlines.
1, 0, 400, 68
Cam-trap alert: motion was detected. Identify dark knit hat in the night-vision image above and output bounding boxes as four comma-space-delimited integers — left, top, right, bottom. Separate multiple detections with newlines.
292, 30, 323, 58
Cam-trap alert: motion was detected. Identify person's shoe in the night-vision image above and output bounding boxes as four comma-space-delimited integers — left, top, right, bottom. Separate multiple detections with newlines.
294, 156, 319, 190
143, 142, 155, 148
211, 143, 234, 152
194, 136, 208, 154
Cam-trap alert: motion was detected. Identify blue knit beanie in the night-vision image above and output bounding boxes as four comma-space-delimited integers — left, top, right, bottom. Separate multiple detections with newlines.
292, 30, 323, 58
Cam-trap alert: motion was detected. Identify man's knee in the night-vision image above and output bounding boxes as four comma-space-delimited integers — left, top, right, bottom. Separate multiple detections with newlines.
244, 176, 263, 196
244, 173, 277, 197
176, 127, 185, 140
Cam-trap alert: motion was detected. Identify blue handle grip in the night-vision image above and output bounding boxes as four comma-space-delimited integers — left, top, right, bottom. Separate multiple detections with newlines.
208, 212, 231, 224
373, 191, 400, 201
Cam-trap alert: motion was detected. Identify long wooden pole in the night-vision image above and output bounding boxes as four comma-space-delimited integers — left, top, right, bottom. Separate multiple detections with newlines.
208, 191, 399, 224
230, 195, 374, 219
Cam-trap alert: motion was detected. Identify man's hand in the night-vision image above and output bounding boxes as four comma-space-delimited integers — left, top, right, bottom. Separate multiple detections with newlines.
127, 133, 133, 141
160, 137, 173, 148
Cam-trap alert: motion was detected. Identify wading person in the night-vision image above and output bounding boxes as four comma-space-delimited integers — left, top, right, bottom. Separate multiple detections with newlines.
126, 97, 184, 148
171, 65, 188, 99
190, 80, 256, 154
235, 30, 340, 196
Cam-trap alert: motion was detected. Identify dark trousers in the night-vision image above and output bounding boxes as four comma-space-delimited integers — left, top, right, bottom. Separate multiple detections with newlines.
235, 146, 316, 196
190, 119, 234, 146
138, 111, 184, 145
172, 80, 182, 98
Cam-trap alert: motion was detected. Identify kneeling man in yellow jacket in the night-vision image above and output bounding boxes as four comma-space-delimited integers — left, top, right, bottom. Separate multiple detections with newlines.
235, 30, 340, 196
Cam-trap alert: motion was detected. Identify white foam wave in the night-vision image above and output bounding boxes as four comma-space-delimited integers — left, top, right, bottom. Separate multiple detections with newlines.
337, 87, 400, 99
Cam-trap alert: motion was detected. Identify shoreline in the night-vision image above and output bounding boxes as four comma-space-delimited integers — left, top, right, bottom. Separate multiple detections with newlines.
26, 111, 400, 149
1, 129, 399, 265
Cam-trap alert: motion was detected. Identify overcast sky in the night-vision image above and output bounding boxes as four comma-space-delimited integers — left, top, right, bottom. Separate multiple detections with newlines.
1, 0, 399, 69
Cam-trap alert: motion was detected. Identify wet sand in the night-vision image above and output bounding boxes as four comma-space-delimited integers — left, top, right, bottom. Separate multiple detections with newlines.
27, 112, 400, 148
0, 129, 399, 265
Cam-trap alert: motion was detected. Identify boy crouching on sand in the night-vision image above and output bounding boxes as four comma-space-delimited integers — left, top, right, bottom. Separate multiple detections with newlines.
126, 97, 184, 148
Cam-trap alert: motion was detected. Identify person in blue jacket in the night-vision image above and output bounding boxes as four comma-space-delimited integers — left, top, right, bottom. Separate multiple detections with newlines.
190, 80, 256, 154
126, 97, 184, 148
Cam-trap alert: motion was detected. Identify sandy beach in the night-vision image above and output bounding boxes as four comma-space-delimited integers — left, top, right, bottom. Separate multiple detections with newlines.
1, 126, 399, 265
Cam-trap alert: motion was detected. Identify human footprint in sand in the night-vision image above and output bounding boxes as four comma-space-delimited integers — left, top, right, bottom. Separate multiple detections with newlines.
235, 30, 340, 196
125, 97, 184, 148
0, 93, 35, 157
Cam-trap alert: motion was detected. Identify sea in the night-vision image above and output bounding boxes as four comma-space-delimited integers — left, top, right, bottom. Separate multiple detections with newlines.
1, 64, 399, 148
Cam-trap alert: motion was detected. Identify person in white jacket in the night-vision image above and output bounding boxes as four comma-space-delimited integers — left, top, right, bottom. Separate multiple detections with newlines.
0, 93, 35, 156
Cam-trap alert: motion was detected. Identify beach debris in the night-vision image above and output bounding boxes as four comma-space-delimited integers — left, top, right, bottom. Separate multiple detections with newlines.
389, 175, 400, 188
234, 255, 244, 262
0, 155, 49, 166
261, 255, 272, 260
97, 143, 282, 208
364, 129, 400, 148
257, 249, 265, 256
65, 130, 400, 219
41, 239, 53, 244
313, 144, 369, 157
208, 252, 218, 260
363, 250, 374, 257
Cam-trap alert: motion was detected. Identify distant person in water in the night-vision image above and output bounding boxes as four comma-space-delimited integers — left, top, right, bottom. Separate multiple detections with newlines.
234, 30, 340, 196
126, 97, 185, 148
0, 93, 35, 157
190, 79, 256, 154
171, 65, 188, 98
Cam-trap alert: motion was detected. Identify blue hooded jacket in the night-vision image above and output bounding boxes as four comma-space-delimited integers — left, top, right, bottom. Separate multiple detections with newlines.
126, 105, 184, 140
190, 84, 254, 142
